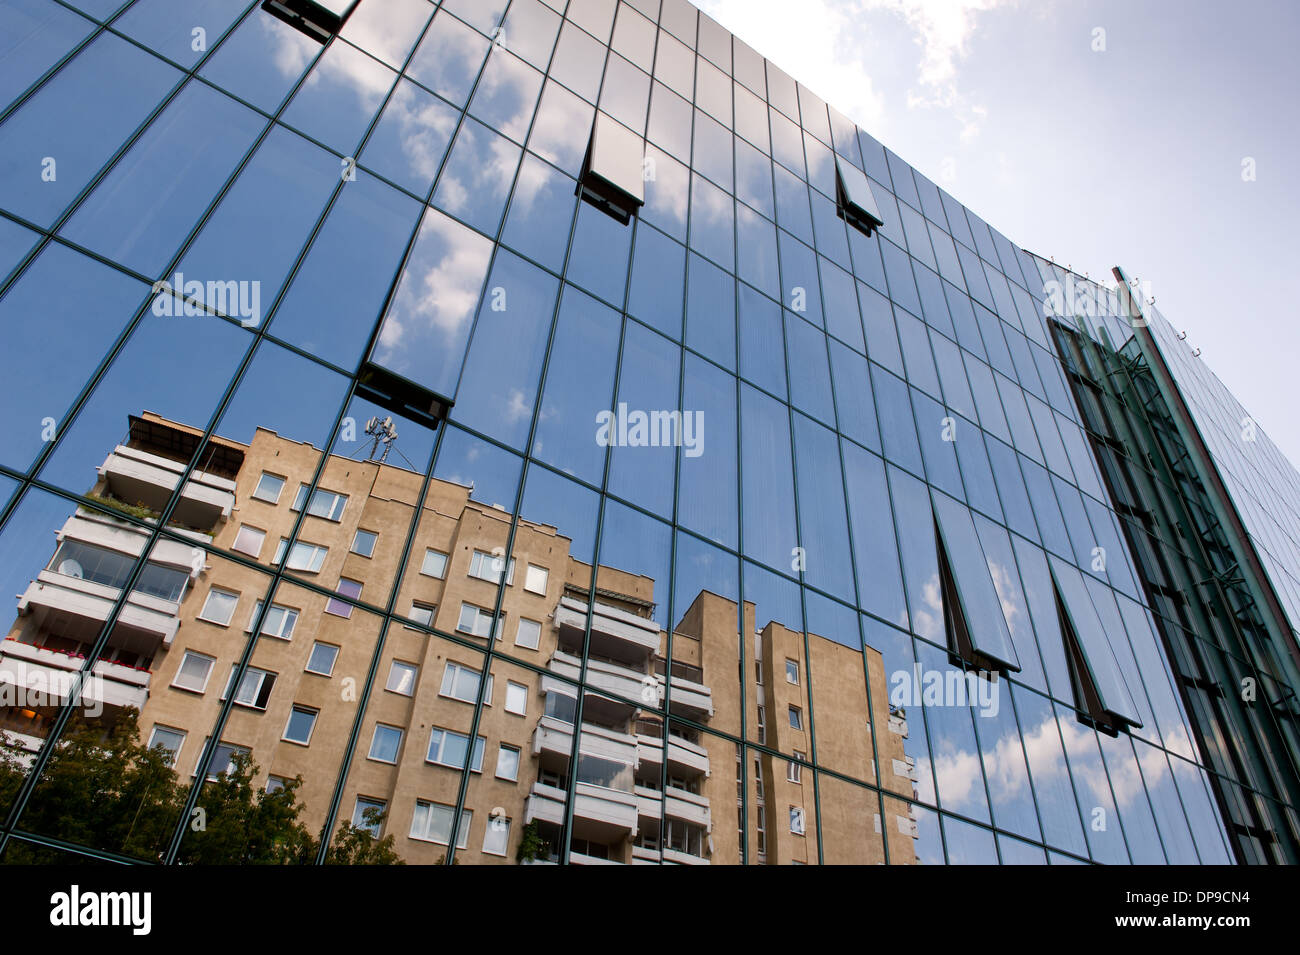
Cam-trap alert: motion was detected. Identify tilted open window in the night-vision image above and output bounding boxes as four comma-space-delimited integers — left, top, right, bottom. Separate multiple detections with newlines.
1049, 556, 1142, 736
578, 112, 645, 225
932, 493, 1021, 673
835, 157, 884, 237
356, 361, 452, 431
261, 0, 359, 43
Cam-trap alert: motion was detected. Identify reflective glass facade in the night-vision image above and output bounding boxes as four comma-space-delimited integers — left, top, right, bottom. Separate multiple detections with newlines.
0, 0, 1291, 865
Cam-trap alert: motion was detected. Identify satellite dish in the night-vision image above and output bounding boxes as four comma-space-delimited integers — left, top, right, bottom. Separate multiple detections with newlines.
59, 559, 84, 578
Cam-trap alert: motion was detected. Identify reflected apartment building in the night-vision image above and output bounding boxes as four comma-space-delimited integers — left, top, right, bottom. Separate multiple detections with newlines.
1, 412, 915, 864
0, 0, 1297, 865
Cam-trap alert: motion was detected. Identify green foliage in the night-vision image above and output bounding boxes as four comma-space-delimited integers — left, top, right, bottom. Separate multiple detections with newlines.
84, 493, 160, 523
516, 820, 549, 863
0, 713, 401, 865
323, 806, 404, 866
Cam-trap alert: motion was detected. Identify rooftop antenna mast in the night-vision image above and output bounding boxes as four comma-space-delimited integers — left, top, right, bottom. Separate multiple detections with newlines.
364, 416, 398, 464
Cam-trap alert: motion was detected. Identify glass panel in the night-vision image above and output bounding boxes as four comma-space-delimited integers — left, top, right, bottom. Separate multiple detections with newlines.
0, 32, 180, 227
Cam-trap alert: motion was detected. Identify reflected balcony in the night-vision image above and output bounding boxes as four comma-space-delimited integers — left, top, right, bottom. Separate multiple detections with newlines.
532, 714, 638, 767
17, 571, 180, 648
97, 445, 235, 530
635, 721, 711, 778
524, 779, 638, 844
0, 638, 151, 713
655, 664, 714, 720
635, 784, 711, 832
547, 651, 648, 723
555, 596, 660, 666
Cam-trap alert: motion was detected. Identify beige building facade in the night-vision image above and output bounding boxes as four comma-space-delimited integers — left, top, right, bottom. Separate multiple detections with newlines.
2, 412, 915, 864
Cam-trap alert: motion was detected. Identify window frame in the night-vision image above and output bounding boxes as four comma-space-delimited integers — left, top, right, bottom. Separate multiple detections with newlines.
198, 587, 239, 627
172, 650, 215, 693
305, 641, 340, 676
252, 472, 286, 504
282, 704, 319, 745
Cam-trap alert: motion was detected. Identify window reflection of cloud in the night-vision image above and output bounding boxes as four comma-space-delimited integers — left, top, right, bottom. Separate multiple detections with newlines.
340, 0, 431, 67
300, 40, 393, 112
435, 125, 517, 218
383, 84, 458, 185
471, 51, 541, 142
374, 211, 492, 360
264, 16, 316, 83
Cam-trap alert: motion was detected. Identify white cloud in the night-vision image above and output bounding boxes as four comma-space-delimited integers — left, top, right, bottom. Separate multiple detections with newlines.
699, 0, 1012, 142
697, 0, 887, 129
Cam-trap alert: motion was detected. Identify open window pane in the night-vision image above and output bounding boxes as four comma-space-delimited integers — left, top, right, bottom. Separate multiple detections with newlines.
261, 0, 360, 44
579, 112, 645, 223
1049, 556, 1142, 732
835, 157, 884, 237
932, 492, 1021, 672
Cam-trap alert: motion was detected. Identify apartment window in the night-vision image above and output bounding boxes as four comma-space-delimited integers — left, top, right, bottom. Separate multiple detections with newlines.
789, 806, 806, 835
457, 602, 502, 640
755, 704, 766, 744
468, 549, 515, 585
754, 659, 763, 685
426, 727, 485, 772
223, 666, 276, 709
283, 705, 318, 745
579, 111, 646, 224
246, 601, 298, 640
410, 801, 470, 848
305, 641, 339, 676
754, 755, 764, 800
232, 524, 265, 558
352, 797, 386, 837
834, 156, 884, 237
788, 751, 805, 784
266, 776, 288, 794
368, 724, 403, 763
544, 691, 576, 724
496, 744, 520, 782
756, 807, 767, 856
292, 484, 347, 521
172, 651, 215, 693
199, 741, 250, 781
198, 588, 239, 626
147, 725, 185, 767
325, 577, 362, 617
351, 529, 378, 557
252, 472, 285, 503
514, 617, 542, 650
386, 660, 418, 696
524, 563, 549, 595
504, 681, 528, 716
408, 602, 435, 628
276, 538, 328, 573
785, 659, 799, 685
483, 816, 511, 857
440, 662, 492, 704
421, 548, 449, 578
788, 705, 803, 731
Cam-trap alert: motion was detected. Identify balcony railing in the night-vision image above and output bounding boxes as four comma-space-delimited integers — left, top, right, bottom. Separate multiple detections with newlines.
98, 445, 235, 530
18, 571, 181, 647
0, 638, 151, 712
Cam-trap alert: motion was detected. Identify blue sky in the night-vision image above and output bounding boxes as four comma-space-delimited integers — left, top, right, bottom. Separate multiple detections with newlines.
698, 0, 1300, 466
